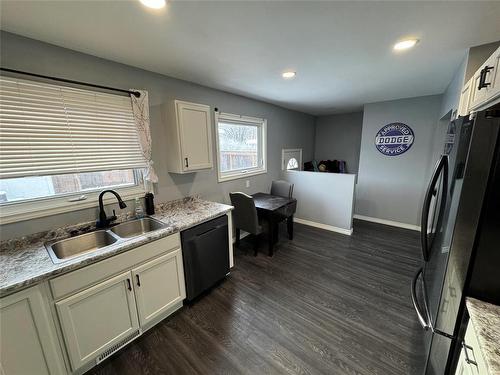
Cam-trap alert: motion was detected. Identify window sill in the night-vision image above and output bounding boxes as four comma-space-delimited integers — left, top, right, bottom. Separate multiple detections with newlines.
218, 169, 267, 183
0, 185, 146, 225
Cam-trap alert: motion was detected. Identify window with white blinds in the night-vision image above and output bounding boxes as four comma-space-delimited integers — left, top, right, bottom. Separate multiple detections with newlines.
0, 77, 147, 179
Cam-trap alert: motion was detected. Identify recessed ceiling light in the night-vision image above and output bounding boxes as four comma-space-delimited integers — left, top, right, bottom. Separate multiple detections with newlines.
282, 71, 296, 79
393, 39, 419, 51
139, 0, 166, 9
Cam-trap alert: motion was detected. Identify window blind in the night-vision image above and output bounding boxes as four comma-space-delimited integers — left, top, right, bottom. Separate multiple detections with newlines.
0, 77, 146, 179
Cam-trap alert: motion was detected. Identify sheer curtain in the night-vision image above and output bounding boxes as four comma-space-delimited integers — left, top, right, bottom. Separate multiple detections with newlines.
130, 89, 159, 185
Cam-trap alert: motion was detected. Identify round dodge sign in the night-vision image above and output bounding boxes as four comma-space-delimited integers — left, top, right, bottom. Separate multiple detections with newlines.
375, 122, 414, 156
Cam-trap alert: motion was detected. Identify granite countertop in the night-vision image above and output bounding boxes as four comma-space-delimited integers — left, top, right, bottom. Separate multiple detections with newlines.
465, 297, 500, 375
0, 197, 232, 297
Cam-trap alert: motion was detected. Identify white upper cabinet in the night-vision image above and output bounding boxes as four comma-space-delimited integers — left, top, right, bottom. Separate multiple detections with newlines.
458, 78, 473, 117
492, 49, 500, 99
164, 100, 213, 173
0, 286, 66, 375
469, 47, 500, 111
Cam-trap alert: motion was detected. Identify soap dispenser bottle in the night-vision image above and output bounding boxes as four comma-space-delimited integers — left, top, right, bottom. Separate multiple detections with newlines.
145, 192, 155, 215
135, 197, 144, 218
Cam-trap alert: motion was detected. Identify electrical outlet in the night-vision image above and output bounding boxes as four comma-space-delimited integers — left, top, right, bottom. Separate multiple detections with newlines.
245, 180, 250, 188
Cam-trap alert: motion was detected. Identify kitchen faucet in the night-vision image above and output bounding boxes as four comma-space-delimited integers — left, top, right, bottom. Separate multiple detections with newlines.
96, 190, 127, 228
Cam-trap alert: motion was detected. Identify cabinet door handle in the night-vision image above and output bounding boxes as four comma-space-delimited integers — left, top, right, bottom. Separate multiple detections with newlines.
126, 278, 132, 291
136, 274, 141, 287
478, 66, 494, 90
462, 341, 477, 366
185, 157, 189, 168
478, 68, 486, 90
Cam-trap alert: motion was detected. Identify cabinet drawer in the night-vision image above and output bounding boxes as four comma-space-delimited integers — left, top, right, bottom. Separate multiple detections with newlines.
50, 233, 180, 300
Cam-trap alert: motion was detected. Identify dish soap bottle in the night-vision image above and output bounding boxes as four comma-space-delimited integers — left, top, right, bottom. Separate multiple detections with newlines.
145, 192, 155, 215
135, 197, 145, 218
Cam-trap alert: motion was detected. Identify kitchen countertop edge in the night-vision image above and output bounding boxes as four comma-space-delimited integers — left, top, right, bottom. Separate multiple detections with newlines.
465, 297, 500, 375
0, 198, 233, 297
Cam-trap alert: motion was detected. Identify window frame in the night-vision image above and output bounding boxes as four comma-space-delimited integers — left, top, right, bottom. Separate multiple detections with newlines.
0, 172, 146, 224
0, 173, 146, 224
215, 112, 267, 182
282, 148, 303, 171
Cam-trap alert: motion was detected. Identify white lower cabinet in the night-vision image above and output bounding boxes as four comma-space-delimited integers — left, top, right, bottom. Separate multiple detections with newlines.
132, 249, 186, 326
56, 271, 140, 371
52, 235, 186, 373
456, 346, 475, 375
0, 285, 66, 375
455, 318, 489, 375
1, 234, 188, 374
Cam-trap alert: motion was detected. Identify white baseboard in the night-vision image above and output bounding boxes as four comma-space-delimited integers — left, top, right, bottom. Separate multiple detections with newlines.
293, 217, 353, 236
353, 214, 420, 231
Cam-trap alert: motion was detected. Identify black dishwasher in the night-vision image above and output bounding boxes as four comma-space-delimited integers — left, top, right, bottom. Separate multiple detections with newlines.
180, 215, 229, 302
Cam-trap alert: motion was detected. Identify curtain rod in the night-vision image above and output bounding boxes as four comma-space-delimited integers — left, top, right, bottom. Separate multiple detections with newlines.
0, 67, 141, 97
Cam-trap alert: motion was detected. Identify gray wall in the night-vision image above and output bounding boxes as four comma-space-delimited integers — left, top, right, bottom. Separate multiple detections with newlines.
465, 41, 500, 82
356, 95, 442, 226
440, 55, 467, 119
314, 112, 363, 174
0, 32, 315, 239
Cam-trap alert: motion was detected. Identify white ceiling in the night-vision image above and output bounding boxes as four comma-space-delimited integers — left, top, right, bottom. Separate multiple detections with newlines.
1, 1, 500, 115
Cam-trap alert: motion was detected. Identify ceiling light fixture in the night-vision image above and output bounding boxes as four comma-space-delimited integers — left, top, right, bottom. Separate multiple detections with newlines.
139, 0, 166, 9
282, 71, 296, 79
393, 39, 419, 51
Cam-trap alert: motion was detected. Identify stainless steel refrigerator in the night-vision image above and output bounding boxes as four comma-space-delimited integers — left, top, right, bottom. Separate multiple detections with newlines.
411, 104, 500, 375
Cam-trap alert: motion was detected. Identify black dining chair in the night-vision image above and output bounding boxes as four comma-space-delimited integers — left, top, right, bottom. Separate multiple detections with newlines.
270, 180, 295, 241
229, 192, 263, 256
270, 180, 294, 198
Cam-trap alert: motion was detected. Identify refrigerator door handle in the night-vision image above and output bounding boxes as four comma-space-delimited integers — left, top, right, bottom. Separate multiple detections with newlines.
411, 267, 431, 330
411, 267, 456, 339
420, 154, 449, 261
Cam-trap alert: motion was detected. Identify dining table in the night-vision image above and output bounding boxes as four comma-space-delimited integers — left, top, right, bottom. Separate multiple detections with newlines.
251, 192, 297, 256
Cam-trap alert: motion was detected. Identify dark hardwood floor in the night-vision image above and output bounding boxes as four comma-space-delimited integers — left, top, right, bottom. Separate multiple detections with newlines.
89, 220, 426, 375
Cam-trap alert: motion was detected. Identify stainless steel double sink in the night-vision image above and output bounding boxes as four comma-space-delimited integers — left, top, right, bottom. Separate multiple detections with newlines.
45, 217, 167, 264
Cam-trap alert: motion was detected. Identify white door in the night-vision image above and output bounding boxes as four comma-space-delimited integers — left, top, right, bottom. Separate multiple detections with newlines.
177, 101, 213, 171
282, 148, 302, 171
0, 286, 66, 375
56, 271, 140, 371
132, 249, 186, 327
